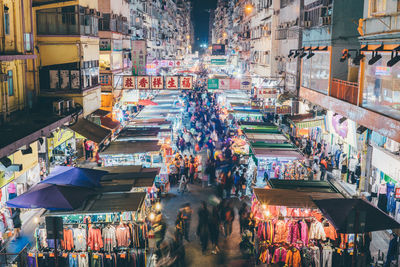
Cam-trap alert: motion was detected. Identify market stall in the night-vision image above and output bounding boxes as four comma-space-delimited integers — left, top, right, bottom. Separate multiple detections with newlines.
99, 140, 162, 168
31, 192, 149, 267
251, 187, 358, 266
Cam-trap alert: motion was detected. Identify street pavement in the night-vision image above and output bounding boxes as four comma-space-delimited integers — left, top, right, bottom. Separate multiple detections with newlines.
160, 183, 253, 267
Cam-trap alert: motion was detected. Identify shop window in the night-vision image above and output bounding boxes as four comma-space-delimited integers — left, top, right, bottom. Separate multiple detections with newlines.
362, 53, 400, 120
301, 51, 330, 94
371, 0, 386, 15
7, 70, 13, 96
4, 12, 10, 35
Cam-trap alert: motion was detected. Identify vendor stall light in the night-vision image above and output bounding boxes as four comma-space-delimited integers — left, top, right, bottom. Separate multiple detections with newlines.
387, 51, 400, 67
265, 210, 270, 217
149, 212, 155, 221
155, 202, 162, 211
368, 51, 382, 65
262, 204, 267, 210
34, 217, 39, 224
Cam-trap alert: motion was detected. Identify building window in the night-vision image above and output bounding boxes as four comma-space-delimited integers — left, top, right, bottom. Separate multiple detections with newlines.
7, 71, 13, 96
363, 53, 400, 120
371, 0, 386, 14
301, 51, 330, 94
4, 12, 10, 35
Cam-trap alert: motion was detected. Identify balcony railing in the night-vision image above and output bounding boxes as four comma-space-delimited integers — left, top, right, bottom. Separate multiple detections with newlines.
330, 78, 359, 105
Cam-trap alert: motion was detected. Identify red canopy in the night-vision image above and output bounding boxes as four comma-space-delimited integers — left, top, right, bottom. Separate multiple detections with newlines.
138, 99, 158, 106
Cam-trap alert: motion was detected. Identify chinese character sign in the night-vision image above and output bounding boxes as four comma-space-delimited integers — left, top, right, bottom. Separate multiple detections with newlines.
123, 76, 136, 89
166, 76, 178, 89
100, 74, 112, 86
151, 76, 164, 89
132, 40, 147, 76
137, 76, 150, 89
180, 77, 193, 90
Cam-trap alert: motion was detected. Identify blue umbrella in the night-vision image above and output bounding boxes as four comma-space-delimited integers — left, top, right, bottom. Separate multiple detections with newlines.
40, 166, 107, 188
6, 183, 94, 210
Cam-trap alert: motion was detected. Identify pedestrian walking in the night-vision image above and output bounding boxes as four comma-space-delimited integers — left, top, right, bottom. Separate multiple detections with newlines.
239, 203, 249, 234
209, 206, 221, 254
223, 202, 235, 238
11, 208, 21, 239
197, 201, 209, 254
180, 203, 192, 242
384, 233, 398, 267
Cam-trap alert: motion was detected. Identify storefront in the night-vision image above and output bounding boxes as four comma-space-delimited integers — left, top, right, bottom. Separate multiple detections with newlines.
99, 140, 162, 168
369, 144, 400, 221
47, 128, 76, 166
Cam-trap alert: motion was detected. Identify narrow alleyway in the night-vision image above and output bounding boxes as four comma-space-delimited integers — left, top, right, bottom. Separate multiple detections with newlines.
161, 184, 251, 267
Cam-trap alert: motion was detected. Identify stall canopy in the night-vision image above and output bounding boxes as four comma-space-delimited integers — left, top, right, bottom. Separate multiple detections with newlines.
117, 128, 161, 139
91, 109, 111, 117
85, 192, 146, 213
6, 183, 94, 210
48, 192, 146, 215
314, 198, 400, 233
240, 121, 275, 127
254, 188, 343, 209
100, 116, 121, 130
138, 99, 158, 106
40, 166, 107, 188
99, 140, 161, 155
97, 166, 159, 192
69, 118, 111, 144
252, 148, 304, 159
268, 179, 342, 194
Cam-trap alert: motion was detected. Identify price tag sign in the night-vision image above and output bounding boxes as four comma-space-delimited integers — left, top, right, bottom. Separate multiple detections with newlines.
93, 254, 99, 259
106, 255, 112, 259
49, 253, 55, 258
120, 254, 126, 259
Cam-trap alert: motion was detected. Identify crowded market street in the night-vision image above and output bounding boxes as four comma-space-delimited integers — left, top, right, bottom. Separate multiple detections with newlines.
3, 0, 400, 266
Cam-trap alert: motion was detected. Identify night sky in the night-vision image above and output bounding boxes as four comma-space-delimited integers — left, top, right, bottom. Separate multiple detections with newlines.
191, 0, 218, 51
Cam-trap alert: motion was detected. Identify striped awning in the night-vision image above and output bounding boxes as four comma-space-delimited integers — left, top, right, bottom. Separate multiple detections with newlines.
295, 119, 325, 130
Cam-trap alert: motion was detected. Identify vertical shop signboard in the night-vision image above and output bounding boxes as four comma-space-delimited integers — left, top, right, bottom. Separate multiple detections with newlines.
132, 40, 147, 76
180, 76, 193, 90
219, 79, 230, 89
208, 79, 219, 89
396, 188, 400, 199
151, 76, 164, 90
137, 76, 150, 89
166, 76, 179, 89
123, 76, 136, 89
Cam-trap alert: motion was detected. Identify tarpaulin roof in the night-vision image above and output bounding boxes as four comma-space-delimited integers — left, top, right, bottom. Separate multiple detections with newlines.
40, 166, 107, 188
7, 184, 94, 210
268, 179, 341, 194
99, 140, 161, 155
254, 188, 343, 209
314, 198, 400, 233
252, 148, 304, 159
47, 192, 146, 215
91, 109, 111, 117
245, 133, 288, 143
85, 192, 146, 213
118, 128, 161, 138
239, 121, 275, 127
100, 116, 121, 130
69, 118, 111, 144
